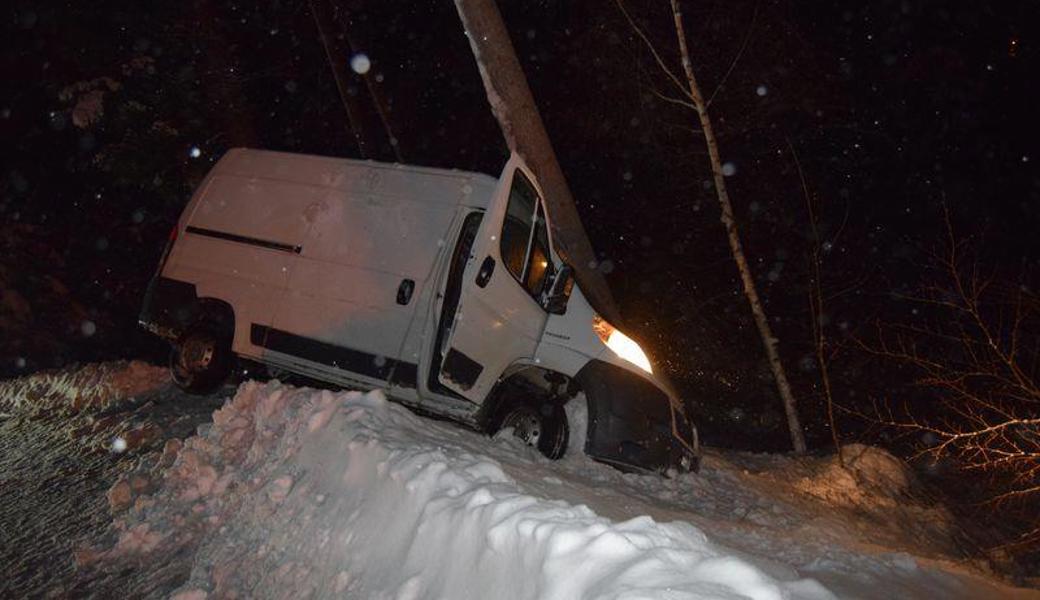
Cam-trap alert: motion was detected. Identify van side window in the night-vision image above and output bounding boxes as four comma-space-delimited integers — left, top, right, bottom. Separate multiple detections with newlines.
500, 171, 538, 283
524, 203, 554, 297
499, 170, 555, 304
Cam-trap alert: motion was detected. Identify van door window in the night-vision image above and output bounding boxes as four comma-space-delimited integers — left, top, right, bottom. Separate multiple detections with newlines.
499, 171, 538, 283
499, 170, 555, 304
524, 202, 554, 297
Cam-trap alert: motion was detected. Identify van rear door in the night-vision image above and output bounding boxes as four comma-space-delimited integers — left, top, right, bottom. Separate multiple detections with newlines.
437, 155, 555, 402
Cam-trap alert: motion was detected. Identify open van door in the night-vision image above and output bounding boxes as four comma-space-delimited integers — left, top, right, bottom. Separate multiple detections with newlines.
437, 155, 557, 402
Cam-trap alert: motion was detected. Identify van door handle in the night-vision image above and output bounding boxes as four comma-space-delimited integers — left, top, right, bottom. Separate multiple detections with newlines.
475, 256, 495, 288
396, 279, 415, 305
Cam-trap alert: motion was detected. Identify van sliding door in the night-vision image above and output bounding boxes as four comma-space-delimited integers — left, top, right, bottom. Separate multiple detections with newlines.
267, 164, 461, 388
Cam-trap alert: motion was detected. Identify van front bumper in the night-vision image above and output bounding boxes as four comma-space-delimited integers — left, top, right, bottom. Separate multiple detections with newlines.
575, 360, 699, 475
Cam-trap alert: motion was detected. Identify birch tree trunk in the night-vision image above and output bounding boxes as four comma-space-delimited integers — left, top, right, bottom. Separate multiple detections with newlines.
669, 0, 807, 453
453, 0, 621, 323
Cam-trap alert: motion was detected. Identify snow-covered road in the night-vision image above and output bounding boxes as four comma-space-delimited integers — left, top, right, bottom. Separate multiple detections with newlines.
3, 363, 1037, 598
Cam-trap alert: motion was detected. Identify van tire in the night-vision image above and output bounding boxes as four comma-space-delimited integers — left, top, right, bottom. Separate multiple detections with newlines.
493, 401, 569, 460
170, 323, 233, 395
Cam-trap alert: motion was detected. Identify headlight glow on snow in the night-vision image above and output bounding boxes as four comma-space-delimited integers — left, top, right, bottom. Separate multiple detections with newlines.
593, 316, 653, 374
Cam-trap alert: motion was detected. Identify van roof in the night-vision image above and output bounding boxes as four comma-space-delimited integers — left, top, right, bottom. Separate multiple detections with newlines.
213, 148, 500, 208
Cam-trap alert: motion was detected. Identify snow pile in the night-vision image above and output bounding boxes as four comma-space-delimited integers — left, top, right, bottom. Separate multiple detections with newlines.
88, 381, 834, 599
794, 443, 914, 507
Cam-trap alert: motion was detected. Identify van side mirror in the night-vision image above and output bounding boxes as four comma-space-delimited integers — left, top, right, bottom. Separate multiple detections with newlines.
544, 264, 574, 314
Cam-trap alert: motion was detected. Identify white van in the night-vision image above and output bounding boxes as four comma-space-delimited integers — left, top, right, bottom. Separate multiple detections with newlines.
140, 148, 699, 473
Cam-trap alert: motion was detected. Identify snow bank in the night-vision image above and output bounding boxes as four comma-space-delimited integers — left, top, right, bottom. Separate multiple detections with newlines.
91, 381, 833, 599
794, 443, 914, 507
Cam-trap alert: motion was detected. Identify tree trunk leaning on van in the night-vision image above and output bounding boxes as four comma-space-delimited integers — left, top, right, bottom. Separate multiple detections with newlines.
614, 0, 806, 452
452, 0, 622, 324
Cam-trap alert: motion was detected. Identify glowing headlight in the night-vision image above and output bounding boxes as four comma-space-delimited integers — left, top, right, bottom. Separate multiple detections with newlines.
592, 316, 653, 374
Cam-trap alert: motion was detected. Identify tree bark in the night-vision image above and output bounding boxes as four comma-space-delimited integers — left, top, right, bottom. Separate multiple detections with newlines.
669, 0, 806, 453
453, 0, 621, 323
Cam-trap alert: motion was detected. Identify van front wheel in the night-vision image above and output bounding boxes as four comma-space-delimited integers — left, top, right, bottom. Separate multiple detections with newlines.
494, 402, 569, 460
171, 324, 232, 395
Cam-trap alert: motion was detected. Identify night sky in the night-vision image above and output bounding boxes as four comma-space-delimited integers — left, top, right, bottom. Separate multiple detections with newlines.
2, 1, 1037, 450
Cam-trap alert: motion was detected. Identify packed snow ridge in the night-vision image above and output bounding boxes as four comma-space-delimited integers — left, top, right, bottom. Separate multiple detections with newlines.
86, 382, 825, 599
77, 377, 1038, 599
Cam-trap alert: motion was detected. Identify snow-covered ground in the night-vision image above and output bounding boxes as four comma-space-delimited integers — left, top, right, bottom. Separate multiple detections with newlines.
0, 362, 223, 595
3, 363, 1038, 598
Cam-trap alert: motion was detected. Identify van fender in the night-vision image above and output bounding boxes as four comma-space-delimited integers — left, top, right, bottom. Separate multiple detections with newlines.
139, 277, 202, 340
139, 276, 235, 341
474, 344, 588, 433
530, 341, 594, 380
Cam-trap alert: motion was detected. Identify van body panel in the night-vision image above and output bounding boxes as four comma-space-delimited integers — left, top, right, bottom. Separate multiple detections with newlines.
257, 152, 481, 389
163, 260, 277, 359
213, 148, 498, 209
575, 359, 694, 473
187, 174, 319, 246
536, 284, 606, 373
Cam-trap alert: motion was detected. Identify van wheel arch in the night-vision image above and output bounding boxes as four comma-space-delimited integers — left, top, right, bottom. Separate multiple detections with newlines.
480, 366, 581, 460
194, 298, 236, 335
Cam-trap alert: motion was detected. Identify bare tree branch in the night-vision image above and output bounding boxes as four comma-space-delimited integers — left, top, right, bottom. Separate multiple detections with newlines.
613, 0, 696, 105
705, 0, 760, 109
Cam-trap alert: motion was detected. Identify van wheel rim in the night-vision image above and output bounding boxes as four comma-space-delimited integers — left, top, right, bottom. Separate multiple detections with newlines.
502, 409, 541, 447
181, 336, 216, 372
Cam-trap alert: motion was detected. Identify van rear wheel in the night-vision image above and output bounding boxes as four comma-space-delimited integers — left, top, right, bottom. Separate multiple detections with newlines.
494, 402, 568, 460
171, 323, 232, 395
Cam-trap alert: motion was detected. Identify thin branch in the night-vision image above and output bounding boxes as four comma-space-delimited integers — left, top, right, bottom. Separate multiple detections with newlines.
647, 86, 698, 110
613, 0, 695, 104
706, 0, 760, 109
788, 136, 842, 463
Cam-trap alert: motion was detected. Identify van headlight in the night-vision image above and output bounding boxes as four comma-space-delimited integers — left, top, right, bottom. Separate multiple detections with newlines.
592, 316, 653, 374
